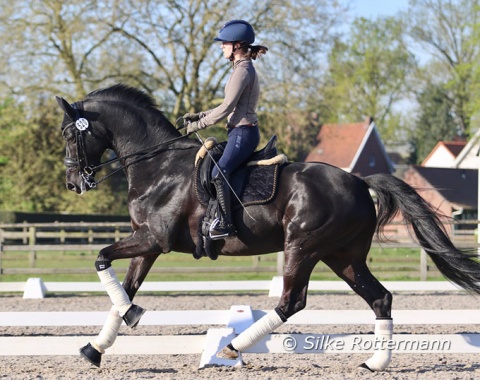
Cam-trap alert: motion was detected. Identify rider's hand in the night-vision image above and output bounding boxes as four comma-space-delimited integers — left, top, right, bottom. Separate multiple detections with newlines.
182, 112, 200, 122
186, 121, 203, 134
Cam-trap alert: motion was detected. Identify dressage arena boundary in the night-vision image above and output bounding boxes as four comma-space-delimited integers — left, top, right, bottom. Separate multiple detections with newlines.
0, 276, 464, 299
1, 278, 474, 367
2, 305, 480, 367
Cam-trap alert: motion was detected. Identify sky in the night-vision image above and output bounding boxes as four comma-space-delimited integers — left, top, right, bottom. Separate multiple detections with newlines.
351, 0, 410, 19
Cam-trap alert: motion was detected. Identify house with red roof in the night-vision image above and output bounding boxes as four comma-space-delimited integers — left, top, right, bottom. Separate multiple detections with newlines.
453, 128, 480, 169
421, 141, 467, 167
305, 117, 394, 176
401, 132, 479, 238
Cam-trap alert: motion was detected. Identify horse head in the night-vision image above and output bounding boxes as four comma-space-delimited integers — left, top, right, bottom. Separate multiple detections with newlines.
56, 96, 106, 194
56, 84, 193, 196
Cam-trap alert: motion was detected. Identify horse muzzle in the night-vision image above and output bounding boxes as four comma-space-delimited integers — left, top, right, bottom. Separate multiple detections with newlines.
66, 169, 96, 194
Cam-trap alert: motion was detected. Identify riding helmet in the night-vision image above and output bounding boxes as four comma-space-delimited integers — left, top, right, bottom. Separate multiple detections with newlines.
214, 20, 255, 45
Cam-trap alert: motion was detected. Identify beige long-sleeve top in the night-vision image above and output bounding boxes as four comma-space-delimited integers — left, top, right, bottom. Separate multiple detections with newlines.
197, 59, 259, 128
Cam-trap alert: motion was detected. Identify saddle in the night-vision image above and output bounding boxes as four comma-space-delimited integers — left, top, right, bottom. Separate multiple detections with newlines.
193, 135, 287, 260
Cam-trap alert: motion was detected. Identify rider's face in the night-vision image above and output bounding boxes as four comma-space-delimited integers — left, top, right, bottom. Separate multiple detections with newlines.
221, 42, 234, 59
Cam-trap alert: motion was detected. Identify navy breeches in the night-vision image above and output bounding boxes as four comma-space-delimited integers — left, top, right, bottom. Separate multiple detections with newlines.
212, 125, 260, 178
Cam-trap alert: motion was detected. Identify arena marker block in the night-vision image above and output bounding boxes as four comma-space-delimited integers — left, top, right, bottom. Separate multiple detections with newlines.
198, 328, 244, 368
227, 305, 255, 334
22, 278, 46, 299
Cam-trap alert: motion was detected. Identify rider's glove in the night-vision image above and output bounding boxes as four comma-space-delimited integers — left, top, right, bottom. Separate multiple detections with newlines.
182, 112, 201, 122
186, 121, 205, 134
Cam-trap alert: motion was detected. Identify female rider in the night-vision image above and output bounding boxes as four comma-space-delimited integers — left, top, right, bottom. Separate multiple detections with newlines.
184, 19, 268, 240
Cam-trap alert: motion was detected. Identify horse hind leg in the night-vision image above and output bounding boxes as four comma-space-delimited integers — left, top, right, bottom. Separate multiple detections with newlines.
325, 256, 393, 372
218, 252, 314, 359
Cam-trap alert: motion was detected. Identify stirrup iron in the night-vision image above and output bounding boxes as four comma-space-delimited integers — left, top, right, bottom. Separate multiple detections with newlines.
209, 218, 234, 240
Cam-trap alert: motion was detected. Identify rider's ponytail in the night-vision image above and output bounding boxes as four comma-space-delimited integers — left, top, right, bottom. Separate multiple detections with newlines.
249, 45, 268, 60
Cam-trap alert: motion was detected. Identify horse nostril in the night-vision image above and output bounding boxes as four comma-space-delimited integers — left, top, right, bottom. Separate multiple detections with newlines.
66, 183, 76, 191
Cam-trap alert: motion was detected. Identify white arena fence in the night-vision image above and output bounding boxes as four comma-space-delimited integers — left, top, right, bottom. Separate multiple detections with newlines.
0, 276, 465, 299
1, 305, 480, 367
1, 277, 479, 367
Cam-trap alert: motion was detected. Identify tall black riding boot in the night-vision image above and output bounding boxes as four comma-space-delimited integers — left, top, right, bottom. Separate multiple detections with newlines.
210, 175, 236, 239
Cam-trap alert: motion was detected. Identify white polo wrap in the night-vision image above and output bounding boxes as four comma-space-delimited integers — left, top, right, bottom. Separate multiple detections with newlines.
97, 266, 132, 316
91, 306, 122, 353
231, 310, 284, 351
364, 318, 393, 371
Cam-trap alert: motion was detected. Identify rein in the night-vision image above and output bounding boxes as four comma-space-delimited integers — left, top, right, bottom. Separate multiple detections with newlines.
64, 102, 191, 188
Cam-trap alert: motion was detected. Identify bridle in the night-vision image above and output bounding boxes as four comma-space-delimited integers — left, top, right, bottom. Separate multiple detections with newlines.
62, 101, 99, 188
62, 101, 191, 188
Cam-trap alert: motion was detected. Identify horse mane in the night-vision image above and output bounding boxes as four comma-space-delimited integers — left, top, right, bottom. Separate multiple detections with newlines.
85, 83, 158, 111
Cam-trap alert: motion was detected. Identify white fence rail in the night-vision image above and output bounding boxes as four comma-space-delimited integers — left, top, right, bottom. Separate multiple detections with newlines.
2, 309, 480, 327
0, 278, 476, 368
2, 304, 480, 367
0, 277, 465, 299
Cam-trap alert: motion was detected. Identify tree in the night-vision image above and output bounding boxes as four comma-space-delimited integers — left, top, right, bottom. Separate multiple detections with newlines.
104, 0, 349, 158
409, 83, 459, 163
405, 0, 480, 136
0, 0, 348, 156
319, 16, 415, 146
1, 1, 117, 99
0, 0, 349, 212
0, 98, 126, 213
0, 0, 142, 213
467, 4, 480, 123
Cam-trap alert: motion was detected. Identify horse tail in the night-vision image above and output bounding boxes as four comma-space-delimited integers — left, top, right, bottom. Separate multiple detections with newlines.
364, 173, 480, 295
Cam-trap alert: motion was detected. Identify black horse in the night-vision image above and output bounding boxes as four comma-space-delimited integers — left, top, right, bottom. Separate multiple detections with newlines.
57, 84, 480, 371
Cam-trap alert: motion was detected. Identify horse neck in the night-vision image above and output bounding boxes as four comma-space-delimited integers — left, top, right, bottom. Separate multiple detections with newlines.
106, 110, 197, 180
96, 104, 181, 161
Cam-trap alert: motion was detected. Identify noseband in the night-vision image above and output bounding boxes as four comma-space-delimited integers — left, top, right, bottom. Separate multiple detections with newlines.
63, 101, 98, 188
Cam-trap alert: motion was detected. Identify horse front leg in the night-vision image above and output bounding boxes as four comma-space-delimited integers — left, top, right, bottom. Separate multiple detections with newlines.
94, 224, 160, 327
122, 254, 160, 300
80, 226, 160, 367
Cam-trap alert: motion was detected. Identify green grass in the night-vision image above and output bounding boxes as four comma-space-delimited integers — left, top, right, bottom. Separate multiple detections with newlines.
0, 247, 447, 282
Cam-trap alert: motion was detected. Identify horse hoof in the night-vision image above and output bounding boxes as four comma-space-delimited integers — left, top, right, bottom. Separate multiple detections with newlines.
122, 304, 146, 328
216, 343, 239, 360
79, 343, 102, 367
357, 363, 374, 373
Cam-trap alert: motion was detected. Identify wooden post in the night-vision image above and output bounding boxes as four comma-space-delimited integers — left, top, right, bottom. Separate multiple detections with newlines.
420, 248, 427, 281
28, 226, 36, 268
0, 241, 3, 275
88, 227, 93, 254
276, 251, 284, 276
251, 256, 259, 270
59, 222, 66, 255
22, 221, 28, 244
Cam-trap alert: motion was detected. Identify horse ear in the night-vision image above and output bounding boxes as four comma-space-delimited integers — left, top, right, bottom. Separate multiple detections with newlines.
56, 96, 76, 119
